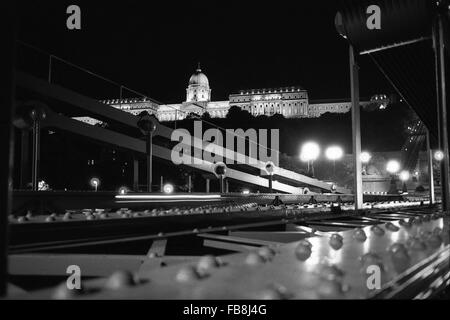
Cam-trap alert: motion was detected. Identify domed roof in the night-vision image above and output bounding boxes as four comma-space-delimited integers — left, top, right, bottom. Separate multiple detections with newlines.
189, 64, 209, 87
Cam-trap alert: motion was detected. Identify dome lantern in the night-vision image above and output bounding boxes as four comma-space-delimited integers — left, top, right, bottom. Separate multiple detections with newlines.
186, 63, 211, 102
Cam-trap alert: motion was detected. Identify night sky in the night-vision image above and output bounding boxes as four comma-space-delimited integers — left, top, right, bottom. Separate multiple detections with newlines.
13, 1, 419, 190
17, 1, 393, 103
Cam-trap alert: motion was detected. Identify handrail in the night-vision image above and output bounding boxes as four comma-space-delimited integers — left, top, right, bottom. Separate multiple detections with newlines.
16, 40, 280, 156
16, 40, 162, 106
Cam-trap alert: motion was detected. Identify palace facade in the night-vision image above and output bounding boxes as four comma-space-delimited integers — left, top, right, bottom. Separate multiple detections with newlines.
76, 65, 366, 125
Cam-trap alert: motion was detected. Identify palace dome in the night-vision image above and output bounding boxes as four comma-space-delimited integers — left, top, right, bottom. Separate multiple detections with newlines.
189, 65, 209, 87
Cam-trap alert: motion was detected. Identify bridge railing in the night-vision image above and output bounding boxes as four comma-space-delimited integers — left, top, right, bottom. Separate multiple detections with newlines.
15, 40, 281, 168
15, 40, 160, 112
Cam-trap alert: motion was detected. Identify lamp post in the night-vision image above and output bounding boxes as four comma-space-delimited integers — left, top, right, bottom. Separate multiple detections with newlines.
137, 112, 157, 192
265, 161, 275, 193
90, 177, 100, 192
434, 150, 444, 188
300, 142, 320, 177
325, 146, 343, 177
118, 186, 128, 195
163, 183, 174, 194
434, 150, 444, 161
214, 162, 227, 193
360, 151, 371, 175
386, 160, 400, 194
399, 170, 410, 194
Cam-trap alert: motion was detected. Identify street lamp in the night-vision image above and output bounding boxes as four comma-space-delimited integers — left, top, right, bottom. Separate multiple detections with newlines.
214, 162, 227, 193
118, 186, 129, 195
325, 145, 343, 177
90, 177, 100, 192
399, 170, 410, 194
300, 142, 320, 177
386, 160, 400, 194
360, 151, 371, 163
163, 183, 174, 194
360, 151, 371, 175
137, 112, 157, 192
265, 161, 275, 193
434, 150, 444, 161
386, 160, 400, 174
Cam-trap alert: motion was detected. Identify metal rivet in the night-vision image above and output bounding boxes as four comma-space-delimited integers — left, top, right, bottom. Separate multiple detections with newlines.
371, 225, 385, 236
329, 234, 344, 250
133, 212, 141, 218
52, 283, 84, 300
86, 214, 96, 221
148, 252, 159, 258
245, 252, 266, 266
100, 213, 108, 219
385, 222, 400, 232
427, 234, 443, 248
45, 215, 56, 222
104, 270, 136, 290
353, 228, 367, 242
176, 266, 201, 282
197, 255, 223, 276
389, 243, 410, 273
63, 212, 71, 221
257, 283, 291, 300
399, 219, 412, 229
258, 247, 276, 261
295, 240, 312, 261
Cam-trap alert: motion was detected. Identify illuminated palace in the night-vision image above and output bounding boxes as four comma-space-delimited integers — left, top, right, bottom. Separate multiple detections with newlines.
79, 65, 361, 125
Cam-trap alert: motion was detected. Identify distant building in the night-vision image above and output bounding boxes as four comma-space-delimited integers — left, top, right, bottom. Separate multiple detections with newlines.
229, 87, 309, 118
75, 64, 368, 125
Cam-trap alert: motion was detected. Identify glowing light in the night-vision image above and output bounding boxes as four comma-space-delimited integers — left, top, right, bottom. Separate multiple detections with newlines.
115, 194, 221, 203
325, 146, 344, 161
386, 160, 400, 174
360, 151, 371, 163
89, 177, 100, 191
399, 171, 410, 181
38, 180, 49, 191
118, 186, 129, 195
242, 189, 250, 195
434, 150, 445, 161
300, 142, 320, 162
163, 183, 174, 194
